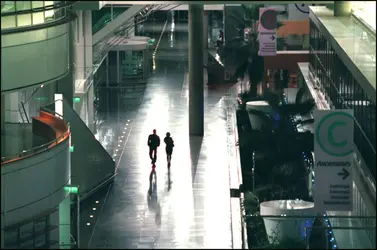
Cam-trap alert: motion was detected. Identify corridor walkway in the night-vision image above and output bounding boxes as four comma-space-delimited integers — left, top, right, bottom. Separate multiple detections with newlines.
86, 16, 239, 249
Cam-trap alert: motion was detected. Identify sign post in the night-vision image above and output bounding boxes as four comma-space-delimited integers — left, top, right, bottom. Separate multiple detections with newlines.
314, 110, 354, 212
258, 7, 278, 56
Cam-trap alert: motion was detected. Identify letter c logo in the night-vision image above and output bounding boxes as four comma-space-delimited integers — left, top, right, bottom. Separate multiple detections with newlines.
328, 121, 347, 147
316, 112, 354, 157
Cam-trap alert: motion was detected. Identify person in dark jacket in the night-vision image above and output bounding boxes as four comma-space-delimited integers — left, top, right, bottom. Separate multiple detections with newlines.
164, 132, 174, 164
148, 129, 160, 163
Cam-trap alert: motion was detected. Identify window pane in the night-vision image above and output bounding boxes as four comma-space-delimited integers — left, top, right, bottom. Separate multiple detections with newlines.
17, 13, 32, 27
16, 1, 31, 11
1, 1, 16, 13
32, 12, 44, 24
44, 10, 54, 21
1, 16, 16, 29
32, 1, 44, 9
44, 1, 54, 7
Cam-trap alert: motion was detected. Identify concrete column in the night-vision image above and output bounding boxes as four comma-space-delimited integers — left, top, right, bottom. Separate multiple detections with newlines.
189, 4, 204, 136
83, 10, 93, 71
57, 19, 76, 107
87, 85, 94, 132
6, 92, 21, 123
116, 50, 120, 83
1, 94, 4, 133
334, 1, 352, 16
74, 11, 84, 80
203, 11, 209, 49
106, 55, 109, 87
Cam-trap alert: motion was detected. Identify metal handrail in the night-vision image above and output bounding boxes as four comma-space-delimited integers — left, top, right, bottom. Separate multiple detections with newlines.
1, 1, 77, 34
1, 109, 70, 165
0, 1, 77, 17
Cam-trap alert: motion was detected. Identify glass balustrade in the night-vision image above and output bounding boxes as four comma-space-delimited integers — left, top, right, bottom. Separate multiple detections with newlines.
1, 1, 70, 30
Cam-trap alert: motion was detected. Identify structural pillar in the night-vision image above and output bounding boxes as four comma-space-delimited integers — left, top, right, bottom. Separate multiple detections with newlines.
188, 4, 204, 136
203, 11, 209, 49
334, 1, 352, 16
57, 19, 76, 107
106, 55, 109, 87
1, 95, 4, 134
116, 50, 120, 83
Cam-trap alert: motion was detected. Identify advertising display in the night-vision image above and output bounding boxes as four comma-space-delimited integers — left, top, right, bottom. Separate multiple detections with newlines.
314, 110, 354, 212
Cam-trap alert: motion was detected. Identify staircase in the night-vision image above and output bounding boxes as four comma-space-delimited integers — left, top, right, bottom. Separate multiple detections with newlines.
93, 5, 146, 46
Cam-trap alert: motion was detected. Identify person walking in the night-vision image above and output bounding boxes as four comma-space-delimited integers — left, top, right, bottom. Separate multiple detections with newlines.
148, 129, 160, 164
164, 132, 174, 164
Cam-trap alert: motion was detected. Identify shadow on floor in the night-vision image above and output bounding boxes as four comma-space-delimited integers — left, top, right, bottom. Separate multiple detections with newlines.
189, 136, 203, 183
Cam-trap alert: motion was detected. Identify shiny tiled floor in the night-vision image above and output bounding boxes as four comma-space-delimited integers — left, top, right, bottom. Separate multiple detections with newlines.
85, 18, 238, 249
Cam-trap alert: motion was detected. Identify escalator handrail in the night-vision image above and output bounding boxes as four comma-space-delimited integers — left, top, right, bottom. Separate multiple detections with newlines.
92, 8, 126, 35
93, 4, 155, 47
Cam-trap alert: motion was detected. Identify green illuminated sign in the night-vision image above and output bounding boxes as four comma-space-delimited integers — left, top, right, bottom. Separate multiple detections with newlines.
73, 97, 81, 103
149, 38, 155, 44
64, 186, 79, 194
34, 97, 48, 101
70, 146, 75, 152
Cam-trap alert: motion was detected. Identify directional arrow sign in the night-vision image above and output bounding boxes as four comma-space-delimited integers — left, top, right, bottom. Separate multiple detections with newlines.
314, 110, 354, 212
338, 168, 350, 180
259, 33, 277, 56
258, 7, 277, 56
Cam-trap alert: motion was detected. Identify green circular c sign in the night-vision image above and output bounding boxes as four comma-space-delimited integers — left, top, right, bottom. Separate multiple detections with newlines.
315, 112, 354, 157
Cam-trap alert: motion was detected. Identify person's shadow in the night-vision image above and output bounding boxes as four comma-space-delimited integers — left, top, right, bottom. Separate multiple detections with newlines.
148, 167, 161, 225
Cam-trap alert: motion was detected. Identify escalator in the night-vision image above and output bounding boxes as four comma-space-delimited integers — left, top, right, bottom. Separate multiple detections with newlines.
92, 6, 130, 35
92, 5, 147, 46
91, 5, 159, 65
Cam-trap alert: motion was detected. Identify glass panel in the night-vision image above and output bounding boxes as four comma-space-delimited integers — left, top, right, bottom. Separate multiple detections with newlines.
35, 234, 47, 248
17, 13, 32, 27
1, 1, 16, 13
32, 1, 44, 9
16, 1, 31, 11
44, 1, 54, 7
44, 1, 54, 21
1, 16, 16, 29
4, 229, 19, 248
44, 10, 55, 21
32, 12, 44, 25
19, 222, 34, 240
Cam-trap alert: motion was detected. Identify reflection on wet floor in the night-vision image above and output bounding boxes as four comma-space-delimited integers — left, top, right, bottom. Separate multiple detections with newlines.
81, 15, 235, 249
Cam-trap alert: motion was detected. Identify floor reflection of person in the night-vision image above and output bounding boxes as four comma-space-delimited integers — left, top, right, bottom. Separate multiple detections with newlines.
147, 129, 160, 164
163, 132, 174, 164
148, 169, 161, 225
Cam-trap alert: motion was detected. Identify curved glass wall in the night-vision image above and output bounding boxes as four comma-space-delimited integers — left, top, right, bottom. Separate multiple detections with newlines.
1, 1, 68, 30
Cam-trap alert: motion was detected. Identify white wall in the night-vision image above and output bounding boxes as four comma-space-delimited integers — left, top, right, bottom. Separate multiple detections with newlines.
1, 22, 70, 92
288, 4, 310, 20
1, 137, 71, 228
74, 10, 93, 81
